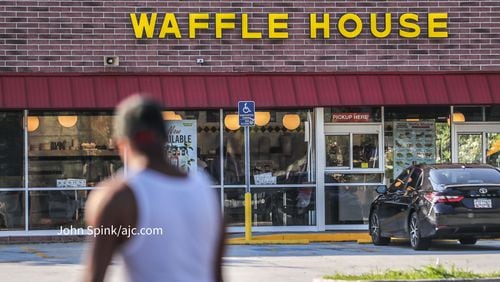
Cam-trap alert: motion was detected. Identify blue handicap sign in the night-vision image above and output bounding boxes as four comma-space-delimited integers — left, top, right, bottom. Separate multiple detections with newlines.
238, 101, 255, 126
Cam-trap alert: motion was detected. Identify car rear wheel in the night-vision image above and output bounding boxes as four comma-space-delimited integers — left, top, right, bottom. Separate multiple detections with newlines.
459, 238, 478, 245
370, 212, 390, 245
409, 212, 431, 250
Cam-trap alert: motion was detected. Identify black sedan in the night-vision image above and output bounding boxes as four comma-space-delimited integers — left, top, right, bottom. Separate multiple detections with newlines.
369, 164, 500, 250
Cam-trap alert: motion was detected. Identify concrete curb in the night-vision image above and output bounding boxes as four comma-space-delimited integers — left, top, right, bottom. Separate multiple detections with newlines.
227, 232, 372, 245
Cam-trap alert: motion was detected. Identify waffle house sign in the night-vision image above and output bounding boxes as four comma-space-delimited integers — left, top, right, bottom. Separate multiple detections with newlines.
129, 12, 449, 39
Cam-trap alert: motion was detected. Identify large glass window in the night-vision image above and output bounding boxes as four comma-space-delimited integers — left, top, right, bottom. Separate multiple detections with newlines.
28, 112, 121, 188
224, 187, 316, 227
29, 190, 88, 230
0, 112, 25, 231
250, 110, 313, 185
325, 133, 380, 170
0, 191, 25, 230
384, 106, 450, 182
222, 110, 314, 186
0, 112, 24, 188
222, 114, 245, 185
166, 110, 221, 184
325, 185, 378, 225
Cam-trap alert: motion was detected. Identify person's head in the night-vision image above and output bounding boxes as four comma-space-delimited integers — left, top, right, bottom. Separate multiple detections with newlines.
113, 94, 167, 163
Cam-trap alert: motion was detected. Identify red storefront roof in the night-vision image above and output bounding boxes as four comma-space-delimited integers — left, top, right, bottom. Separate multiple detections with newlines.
0, 73, 499, 110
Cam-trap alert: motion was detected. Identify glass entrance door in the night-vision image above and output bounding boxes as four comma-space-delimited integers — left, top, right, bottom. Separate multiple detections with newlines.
453, 123, 500, 168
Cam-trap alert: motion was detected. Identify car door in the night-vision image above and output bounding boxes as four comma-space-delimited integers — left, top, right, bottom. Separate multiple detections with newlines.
392, 168, 423, 237
377, 168, 412, 236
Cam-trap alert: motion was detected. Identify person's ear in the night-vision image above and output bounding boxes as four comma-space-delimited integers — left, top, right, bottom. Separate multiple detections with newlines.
115, 138, 129, 157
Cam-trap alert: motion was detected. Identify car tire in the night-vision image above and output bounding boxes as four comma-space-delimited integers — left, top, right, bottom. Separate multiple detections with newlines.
409, 212, 431, 251
370, 212, 390, 245
459, 238, 478, 245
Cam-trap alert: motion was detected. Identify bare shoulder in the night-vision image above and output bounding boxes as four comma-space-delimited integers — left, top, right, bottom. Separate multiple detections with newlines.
85, 176, 137, 227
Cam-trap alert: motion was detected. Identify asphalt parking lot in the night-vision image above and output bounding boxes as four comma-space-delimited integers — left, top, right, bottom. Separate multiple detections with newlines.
0, 239, 499, 281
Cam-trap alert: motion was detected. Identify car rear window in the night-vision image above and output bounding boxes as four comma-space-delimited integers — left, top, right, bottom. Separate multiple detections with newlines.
430, 168, 500, 185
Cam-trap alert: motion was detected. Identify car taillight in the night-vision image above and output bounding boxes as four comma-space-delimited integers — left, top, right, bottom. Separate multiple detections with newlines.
424, 192, 464, 203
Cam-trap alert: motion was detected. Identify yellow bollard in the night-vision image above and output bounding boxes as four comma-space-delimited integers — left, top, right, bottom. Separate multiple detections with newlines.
244, 192, 252, 241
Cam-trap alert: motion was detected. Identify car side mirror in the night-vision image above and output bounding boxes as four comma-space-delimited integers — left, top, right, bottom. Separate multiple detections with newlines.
376, 185, 388, 194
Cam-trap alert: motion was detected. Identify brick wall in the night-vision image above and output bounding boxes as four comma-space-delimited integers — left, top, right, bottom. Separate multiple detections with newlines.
0, 0, 499, 73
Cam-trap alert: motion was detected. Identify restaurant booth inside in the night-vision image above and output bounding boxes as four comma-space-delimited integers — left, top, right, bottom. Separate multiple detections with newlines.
0, 73, 499, 235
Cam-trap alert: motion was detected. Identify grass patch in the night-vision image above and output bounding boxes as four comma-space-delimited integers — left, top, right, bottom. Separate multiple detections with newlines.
324, 264, 500, 280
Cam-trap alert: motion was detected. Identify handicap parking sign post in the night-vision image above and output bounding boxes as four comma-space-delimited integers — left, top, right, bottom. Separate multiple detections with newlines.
238, 101, 255, 126
238, 101, 255, 241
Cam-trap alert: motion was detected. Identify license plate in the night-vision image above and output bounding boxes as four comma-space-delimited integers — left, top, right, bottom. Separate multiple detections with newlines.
474, 198, 492, 209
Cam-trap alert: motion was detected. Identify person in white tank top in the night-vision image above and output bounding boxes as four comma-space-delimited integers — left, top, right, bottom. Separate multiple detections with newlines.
84, 95, 225, 282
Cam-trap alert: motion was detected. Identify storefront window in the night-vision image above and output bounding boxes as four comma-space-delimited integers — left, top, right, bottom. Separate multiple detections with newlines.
0, 191, 25, 230
222, 114, 245, 185
485, 106, 500, 122
325, 186, 378, 225
168, 110, 221, 184
250, 110, 313, 185
325, 134, 379, 169
454, 107, 482, 122
28, 112, 122, 188
385, 106, 450, 182
325, 135, 349, 168
0, 112, 25, 230
223, 188, 245, 226
29, 190, 88, 230
487, 133, 500, 167
325, 173, 383, 184
324, 107, 381, 123
0, 112, 24, 188
224, 187, 316, 227
458, 133, 483, 164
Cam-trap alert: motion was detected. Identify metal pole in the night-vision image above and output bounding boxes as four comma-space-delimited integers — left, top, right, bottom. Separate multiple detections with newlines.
244, 125, 252, 241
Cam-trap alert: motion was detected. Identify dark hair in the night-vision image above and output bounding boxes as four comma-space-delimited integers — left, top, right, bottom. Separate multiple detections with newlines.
113, 94, 167, 142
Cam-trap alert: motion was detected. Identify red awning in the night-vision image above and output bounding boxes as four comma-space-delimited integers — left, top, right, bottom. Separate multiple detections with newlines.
0, 73, 499, 110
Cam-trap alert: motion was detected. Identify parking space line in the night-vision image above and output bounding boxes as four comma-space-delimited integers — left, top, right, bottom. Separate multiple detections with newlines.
20, 246, 50, 259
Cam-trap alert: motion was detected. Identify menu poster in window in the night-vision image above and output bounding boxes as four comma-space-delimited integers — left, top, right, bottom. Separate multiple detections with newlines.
393, 121, 435, 179
165, 120, 197, 173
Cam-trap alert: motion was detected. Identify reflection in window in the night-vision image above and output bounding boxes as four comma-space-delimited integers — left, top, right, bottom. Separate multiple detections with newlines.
28, 113, 122, 188
0, 191, 25, 230
0, 112, 24, 188
223, 110, 313, 186
325, 186, 378, 225
353, 134, 379, 169
458, 134, 482, 164
29, 190, 88, 229
222, 123, 245, 185
250, 111, 313, 185
224, 187, 316, 227
487, 133, 500, 168
325, 173, 383, 184
325, 135, 349, 167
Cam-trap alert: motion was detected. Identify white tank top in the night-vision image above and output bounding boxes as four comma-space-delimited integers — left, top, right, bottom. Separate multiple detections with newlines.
120, 169, 221, 282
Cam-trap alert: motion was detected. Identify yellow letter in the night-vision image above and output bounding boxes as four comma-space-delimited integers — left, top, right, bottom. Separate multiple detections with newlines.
130, 13, 157, 39
428, 13, 448, 38
338, 14, 362, 39
215, 13, 236, 39
268, 13, 289, 39
310, 13, 330, 39
159, 13, 181, 39
242, 14, 262, 39
189, 13, 209, 39
370, 13, 392, 38
399, 13, 421, 38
